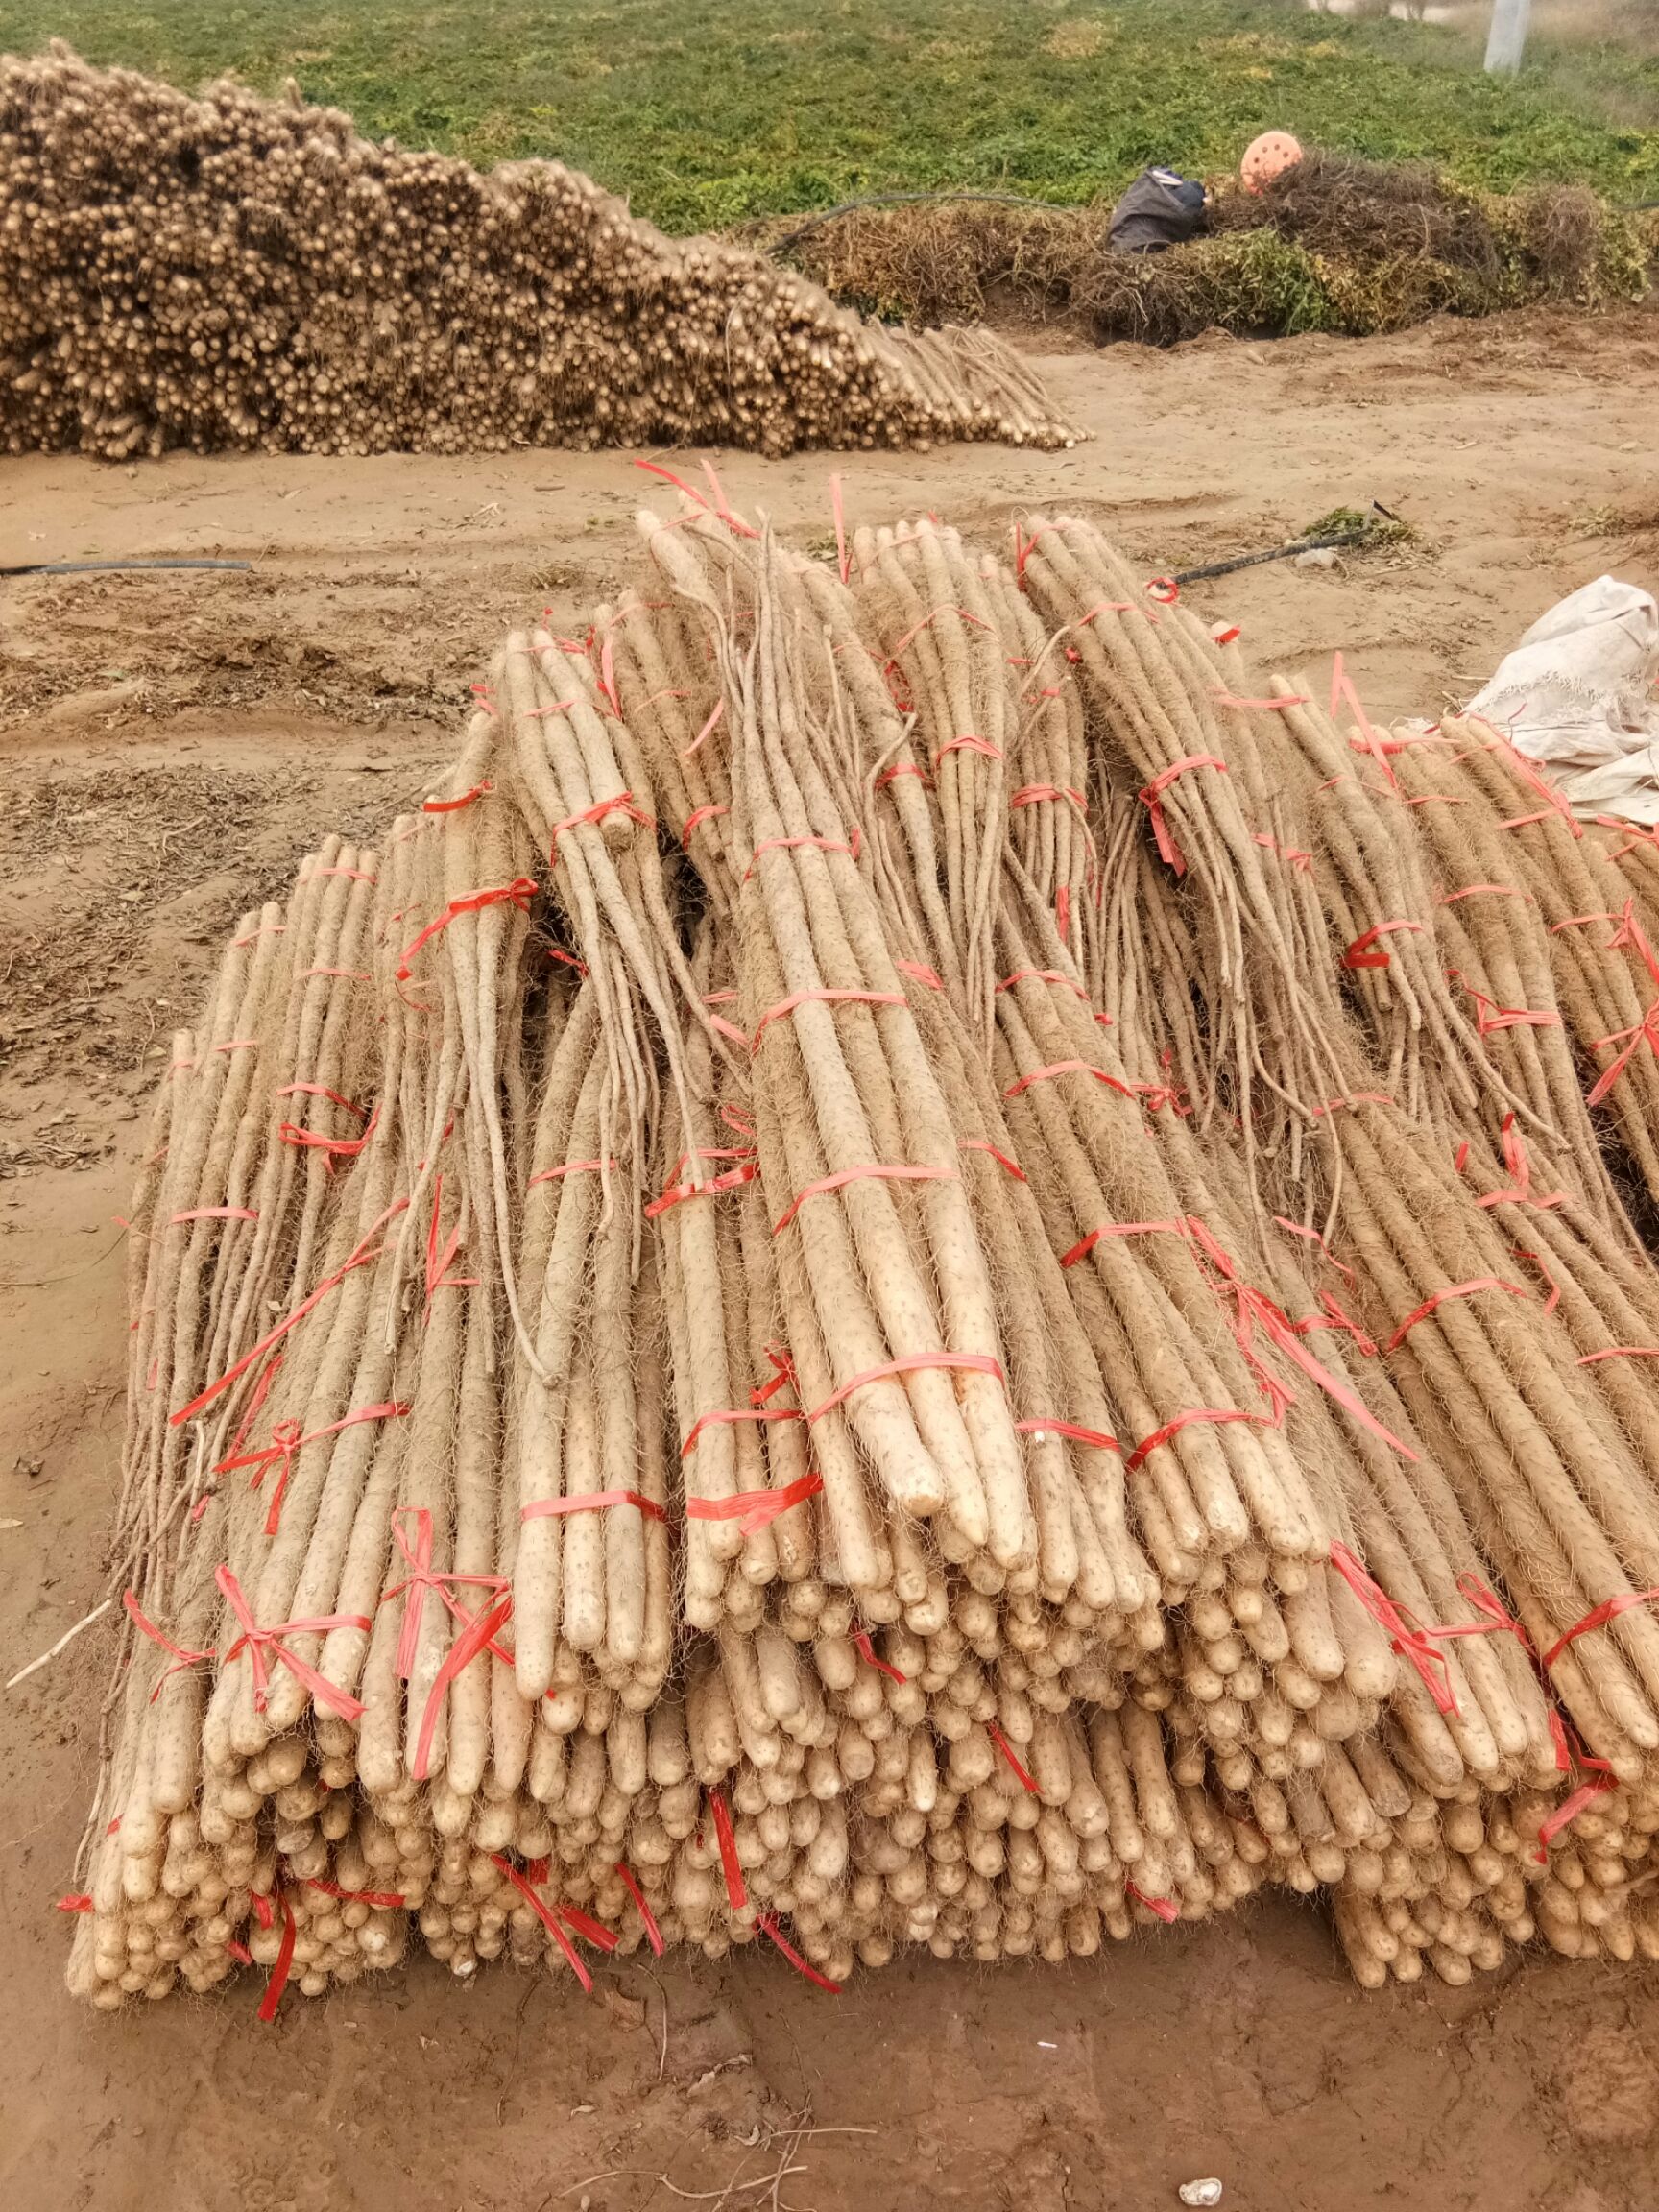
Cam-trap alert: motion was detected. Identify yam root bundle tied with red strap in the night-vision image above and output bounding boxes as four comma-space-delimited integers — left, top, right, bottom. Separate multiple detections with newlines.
64, 493, 1659, 2015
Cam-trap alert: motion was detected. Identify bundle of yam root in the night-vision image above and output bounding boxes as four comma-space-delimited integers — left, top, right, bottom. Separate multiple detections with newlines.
66, 483, 1659, 2015
0, 46, 1073, 460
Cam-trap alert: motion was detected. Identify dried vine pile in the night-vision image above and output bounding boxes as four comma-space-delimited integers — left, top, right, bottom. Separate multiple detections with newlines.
62, 486, 1659, 2013
0, 48, 1074, 460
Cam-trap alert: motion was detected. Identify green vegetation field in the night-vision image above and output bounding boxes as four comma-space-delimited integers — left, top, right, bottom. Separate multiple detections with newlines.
4, 0, 1657, 232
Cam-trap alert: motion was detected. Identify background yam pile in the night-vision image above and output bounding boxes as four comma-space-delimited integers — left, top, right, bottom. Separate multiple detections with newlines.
0, 46, 1074, 460
65, 489, 1659, 2013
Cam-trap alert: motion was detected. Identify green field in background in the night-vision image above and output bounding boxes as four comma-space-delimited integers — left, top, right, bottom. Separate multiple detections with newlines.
4, 0, 1656, 230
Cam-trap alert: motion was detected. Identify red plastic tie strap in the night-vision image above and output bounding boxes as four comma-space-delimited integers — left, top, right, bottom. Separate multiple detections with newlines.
885, 606, 992, 664
1477, 1114, 1567, 1213
218, 1400, 408, 1538
646, 1157, 757, 1218
1331, 648, 1397, 792
256, 1892, 298, 2024
422, 781, 493, 814
125, 1583, 224, 1681
1451, 973, 1563, 1038
397, 880, 535, 977
1061, 1218, 1187, 1268
275, 1081, 366, 1119
875, 760, 932, 792
1383, 1276, 1527, 1354
681, 698, 725, 759
1144, 576, 1180, 605
1125, 1879, 1180, 1924
1003, 1058, 1137, 1104
958, 1137, 1026, 1182
1585, 901, 1659, 1107
1487, 731, 1581, 838
614, 1862, 665, 1956
989, 1722, 1039, 1793
1125, 1407, 1267, 1473
682, 802, 729, 850
1513, 1245, 1561, 1315
410, 1591, 515, 1783
1137, 755, 1228, 878
1535, 1775, 1621, 1863
709, 1790, 747, 1911
757, 1913, 841, 1991
1017, 1415, 1121, 1455
636, 455, 709, 509
554, 1900, 619, 1953
745, 827, 861, 880
1540, 1586, 1659, 1671
1013, 520, 1057, 585
685, 1472, 823, 1537
1438, 883, 1531, 906
853, 1629, 907, 1684
997, 967, 1089, 1002
216, 1565, 372, 1723
1212, 690, 1308, 712
830, 472, 850, 585
807, 1351, 1003, 1425
1010, 783, 1087, 813
1253, 833, 1312, 874
1343, 920, 1423, 972
1070, 598, 1133, 629
527, 1155, 616, 1190
895, 958, 944, 989
773, 1162, 953, 1236
751, 1345, 799, 1407
680, 1405, 805, 1461
278, 1104, 380, 1165
750, 985, 903, 1055
384, 1505, 511, 1681
932, 735, 1003, 768
1329, 1541, 1458, 1716
490, 1857, 594, 1992
308, 1876, 406, 1910
123, 1589, 217, 1696
423, 1174, 476, 1314
1271, 1216, 1355, 1281
522, 1489, 667, 1525
549, 794, 654, 854
57, 1893, 93, 1913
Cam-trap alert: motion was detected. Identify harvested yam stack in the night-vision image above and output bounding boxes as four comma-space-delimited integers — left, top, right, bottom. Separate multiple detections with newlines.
60, 488, 1659, 2014
0, 48, 1076, 459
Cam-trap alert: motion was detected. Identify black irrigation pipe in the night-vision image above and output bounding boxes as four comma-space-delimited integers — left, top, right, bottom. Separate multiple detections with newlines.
0, 557, 252, 578
1172, 530, 1375, 585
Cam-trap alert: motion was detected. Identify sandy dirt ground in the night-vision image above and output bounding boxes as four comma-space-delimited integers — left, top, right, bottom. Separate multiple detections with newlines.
5, 303, 1659, 2212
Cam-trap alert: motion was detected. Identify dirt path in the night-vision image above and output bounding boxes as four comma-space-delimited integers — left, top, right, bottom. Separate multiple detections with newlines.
4, 304, 1659, 2212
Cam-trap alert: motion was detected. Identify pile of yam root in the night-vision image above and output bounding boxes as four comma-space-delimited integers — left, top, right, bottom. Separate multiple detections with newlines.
64, 485, 1659, 2015
0, 47, 1074, 460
